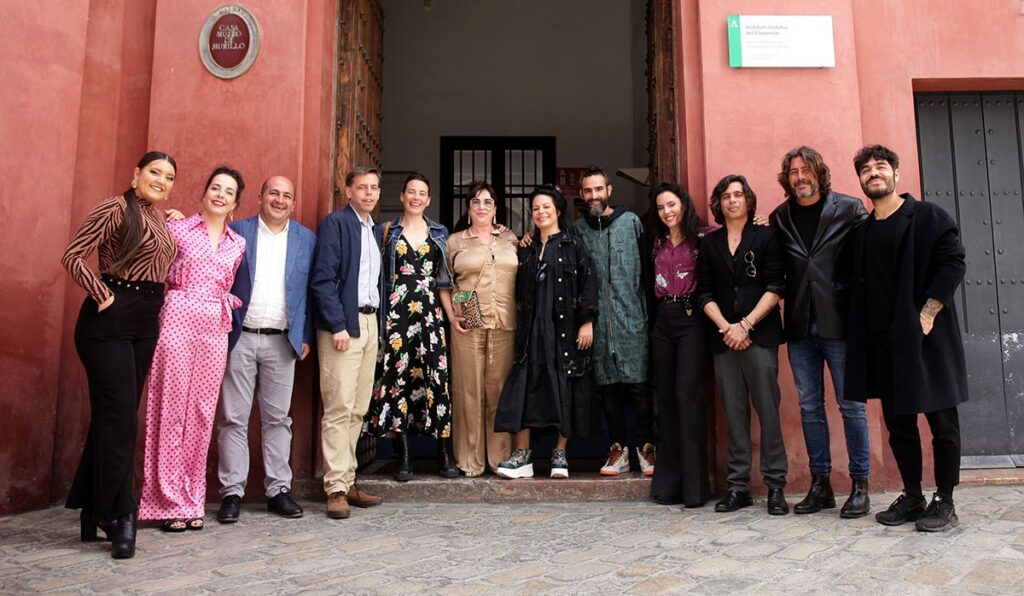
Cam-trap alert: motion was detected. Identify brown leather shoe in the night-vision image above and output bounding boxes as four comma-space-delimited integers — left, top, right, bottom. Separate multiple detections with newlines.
326, 491, 350, 519
346, 484, 383, 508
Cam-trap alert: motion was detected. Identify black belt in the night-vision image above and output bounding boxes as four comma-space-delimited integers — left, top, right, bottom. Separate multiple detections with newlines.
358, 306, 378, 314
242, 326, 288, 335
660, 294, 696, 310
102, 275, 164, 298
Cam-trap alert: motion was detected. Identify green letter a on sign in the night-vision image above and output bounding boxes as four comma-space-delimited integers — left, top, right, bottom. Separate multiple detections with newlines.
728, 15, 742, 67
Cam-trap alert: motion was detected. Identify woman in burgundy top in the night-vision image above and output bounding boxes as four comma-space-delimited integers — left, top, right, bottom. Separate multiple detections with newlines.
649, 181, 712, 508
60, 151, 179, 559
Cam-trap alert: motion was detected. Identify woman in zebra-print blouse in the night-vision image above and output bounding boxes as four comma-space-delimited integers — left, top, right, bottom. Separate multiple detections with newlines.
60, 151, 178, 560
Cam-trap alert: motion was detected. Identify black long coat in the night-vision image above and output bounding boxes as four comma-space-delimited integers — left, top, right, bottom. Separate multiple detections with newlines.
845, 194, 968, 415
511, 230, 599, 377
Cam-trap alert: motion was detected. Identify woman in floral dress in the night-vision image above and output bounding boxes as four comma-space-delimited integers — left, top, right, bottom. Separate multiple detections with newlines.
364, 173, 457, 480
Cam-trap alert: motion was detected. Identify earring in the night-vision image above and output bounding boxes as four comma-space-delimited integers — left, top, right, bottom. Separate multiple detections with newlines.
131, 180, 138, 189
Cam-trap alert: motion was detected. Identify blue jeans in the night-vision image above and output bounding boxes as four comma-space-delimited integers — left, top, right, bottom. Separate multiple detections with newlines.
787, 325, 870, 478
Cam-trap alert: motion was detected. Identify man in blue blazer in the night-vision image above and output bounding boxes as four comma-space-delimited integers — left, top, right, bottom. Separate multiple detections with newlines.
310, 166, 385, 519
215, 175, 316, 523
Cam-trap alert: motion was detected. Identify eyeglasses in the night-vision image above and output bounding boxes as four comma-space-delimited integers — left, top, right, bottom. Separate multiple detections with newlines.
469, 198, 496, 208
537, 261, 548, 282
744, 250, 756, 278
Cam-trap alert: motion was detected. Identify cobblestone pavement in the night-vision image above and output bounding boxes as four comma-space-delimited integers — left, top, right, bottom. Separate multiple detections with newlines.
2, 485, 1024, 594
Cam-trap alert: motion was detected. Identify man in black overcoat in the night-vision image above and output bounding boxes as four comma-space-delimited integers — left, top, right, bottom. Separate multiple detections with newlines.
845, 145, 968, 532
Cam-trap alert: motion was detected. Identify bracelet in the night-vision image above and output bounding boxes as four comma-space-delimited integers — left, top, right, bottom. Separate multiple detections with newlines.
741, 317, 754, 332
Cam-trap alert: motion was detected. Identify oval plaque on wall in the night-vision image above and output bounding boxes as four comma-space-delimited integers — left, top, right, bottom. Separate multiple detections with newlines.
198, 5, 260, 79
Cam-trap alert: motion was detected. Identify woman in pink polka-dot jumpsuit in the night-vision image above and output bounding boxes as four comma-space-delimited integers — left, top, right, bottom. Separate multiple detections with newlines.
139, 167, 246, 530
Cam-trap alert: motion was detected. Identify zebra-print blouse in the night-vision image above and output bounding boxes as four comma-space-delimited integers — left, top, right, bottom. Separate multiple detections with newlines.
61, 195, 177, 304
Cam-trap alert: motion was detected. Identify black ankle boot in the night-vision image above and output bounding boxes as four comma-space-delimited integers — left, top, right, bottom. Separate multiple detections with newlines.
438, 438, 458, 479
793, 474, 835, 514
80, 511, 114, 543
110, 512, 137, 559
840, 476, 871, 518
393, 434, 413, 482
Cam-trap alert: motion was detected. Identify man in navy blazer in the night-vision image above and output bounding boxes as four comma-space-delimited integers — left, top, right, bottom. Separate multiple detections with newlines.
310, 166, 385, 519
215, 175, 316, 523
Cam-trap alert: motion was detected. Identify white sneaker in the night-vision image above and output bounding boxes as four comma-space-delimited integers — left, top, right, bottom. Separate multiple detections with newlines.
599, 443, 630, 476
637, 443, 656, 477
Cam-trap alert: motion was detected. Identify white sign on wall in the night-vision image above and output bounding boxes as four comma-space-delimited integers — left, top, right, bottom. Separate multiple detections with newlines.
728, 15, 835, 68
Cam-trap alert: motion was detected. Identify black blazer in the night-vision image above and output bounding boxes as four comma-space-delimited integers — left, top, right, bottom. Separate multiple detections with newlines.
770, 191, 868, 341
696, 223, 786, 353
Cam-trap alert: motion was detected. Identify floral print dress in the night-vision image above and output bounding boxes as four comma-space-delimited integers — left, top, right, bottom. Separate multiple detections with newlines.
365, 236, 452, 438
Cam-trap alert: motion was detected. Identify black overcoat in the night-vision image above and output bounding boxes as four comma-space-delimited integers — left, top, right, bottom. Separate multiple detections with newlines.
845, 194, 968, 415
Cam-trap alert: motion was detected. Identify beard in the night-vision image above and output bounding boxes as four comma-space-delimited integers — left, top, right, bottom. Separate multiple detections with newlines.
793, 180, 818, 199
586, 199, 608, 218
862, 176, 896, 200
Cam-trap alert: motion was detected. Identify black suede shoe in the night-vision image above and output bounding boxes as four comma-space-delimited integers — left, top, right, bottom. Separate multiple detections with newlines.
767, 487, 790, 516
840, 476, 871, 519
268, 489, 303, 518
714, 490, 753, 512
875, 492, 927, 526
915, 493, 958, 532
217, 495, 242, 524
793, 474, 835, 514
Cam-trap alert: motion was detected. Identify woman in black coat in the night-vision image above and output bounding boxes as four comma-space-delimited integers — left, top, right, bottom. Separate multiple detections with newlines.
494, 185, 599, 480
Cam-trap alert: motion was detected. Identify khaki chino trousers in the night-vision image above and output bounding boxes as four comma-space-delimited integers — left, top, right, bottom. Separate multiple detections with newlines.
450, 327, 514, 475
317, 313, 378, 496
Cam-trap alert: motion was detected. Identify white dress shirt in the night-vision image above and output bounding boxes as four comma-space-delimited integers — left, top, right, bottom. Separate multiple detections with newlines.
354, 205, 381, 308
242, 217, 290, 330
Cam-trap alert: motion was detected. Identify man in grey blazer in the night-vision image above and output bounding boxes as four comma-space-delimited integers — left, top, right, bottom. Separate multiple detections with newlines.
215, 175, 317, 522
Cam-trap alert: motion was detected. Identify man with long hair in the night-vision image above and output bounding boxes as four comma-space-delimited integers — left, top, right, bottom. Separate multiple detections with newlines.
769, 147, 871, 518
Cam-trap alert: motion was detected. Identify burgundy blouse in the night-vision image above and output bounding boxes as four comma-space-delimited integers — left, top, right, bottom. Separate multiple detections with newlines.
652, 232, 704, 298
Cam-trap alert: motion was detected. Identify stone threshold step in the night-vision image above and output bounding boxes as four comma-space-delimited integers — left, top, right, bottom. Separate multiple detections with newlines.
290, 472, 652, 502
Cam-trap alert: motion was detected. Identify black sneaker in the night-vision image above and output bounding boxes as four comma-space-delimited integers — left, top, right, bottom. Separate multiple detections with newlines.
875, 492, 926, 526
915, 493, 958, 532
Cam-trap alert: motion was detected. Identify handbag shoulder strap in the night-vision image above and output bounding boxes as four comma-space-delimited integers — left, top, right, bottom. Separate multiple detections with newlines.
380, 220, 391, 253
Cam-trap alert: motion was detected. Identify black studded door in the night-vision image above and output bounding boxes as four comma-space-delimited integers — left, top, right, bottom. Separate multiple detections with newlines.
916, 92, 1024, 466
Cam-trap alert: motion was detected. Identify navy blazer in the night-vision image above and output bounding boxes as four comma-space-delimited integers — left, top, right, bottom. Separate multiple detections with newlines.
311, 205, 385, 337
227, 215, 317, 358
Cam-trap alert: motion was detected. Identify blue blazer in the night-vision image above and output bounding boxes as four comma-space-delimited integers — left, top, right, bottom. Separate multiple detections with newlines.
227, 215, 317, 358
311, 205, 385, 338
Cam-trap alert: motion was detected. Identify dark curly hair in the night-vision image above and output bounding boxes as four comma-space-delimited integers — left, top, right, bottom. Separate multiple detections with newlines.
709, 174, 756, 225
853, 144, 900, 173
777, 146, 832, 199
652, 181, 702, 243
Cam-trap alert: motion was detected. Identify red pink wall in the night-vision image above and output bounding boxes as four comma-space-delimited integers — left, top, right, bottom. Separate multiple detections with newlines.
1, 0, 1022, 513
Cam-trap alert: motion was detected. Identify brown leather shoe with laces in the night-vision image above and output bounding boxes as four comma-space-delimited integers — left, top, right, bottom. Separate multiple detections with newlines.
326, 491, 350, 519
346, 484, 383, 508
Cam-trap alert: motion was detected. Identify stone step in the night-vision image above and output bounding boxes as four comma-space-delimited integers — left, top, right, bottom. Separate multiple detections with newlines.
289, 459, 653, 502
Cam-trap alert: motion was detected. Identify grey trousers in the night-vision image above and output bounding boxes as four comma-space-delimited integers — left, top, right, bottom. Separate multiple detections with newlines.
713, 344, 788, 491
217, 331, 297, 498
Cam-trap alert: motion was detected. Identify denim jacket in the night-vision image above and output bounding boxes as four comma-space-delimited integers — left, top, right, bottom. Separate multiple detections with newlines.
377, 215, 453, 331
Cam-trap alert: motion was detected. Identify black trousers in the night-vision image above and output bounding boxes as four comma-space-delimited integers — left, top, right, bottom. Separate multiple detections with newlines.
649, 303, 710, 506
65, 288, 163, 520
598, 381, 654, 449
870, 335, 962, 495
881, 398, 961, 495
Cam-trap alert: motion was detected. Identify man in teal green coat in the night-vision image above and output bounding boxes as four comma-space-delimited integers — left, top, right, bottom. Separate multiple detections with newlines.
572, 166, 654, 477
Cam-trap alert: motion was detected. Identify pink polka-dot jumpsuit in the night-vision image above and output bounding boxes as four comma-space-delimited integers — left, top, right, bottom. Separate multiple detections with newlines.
139, 214, 244, 521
